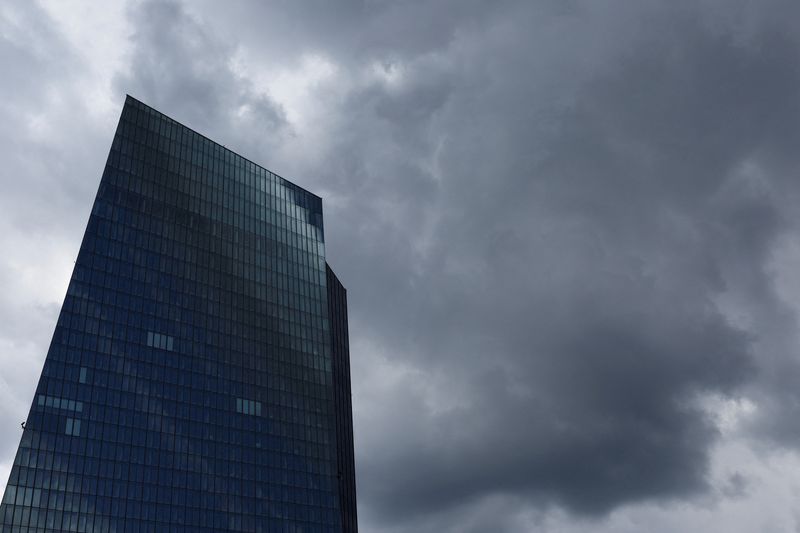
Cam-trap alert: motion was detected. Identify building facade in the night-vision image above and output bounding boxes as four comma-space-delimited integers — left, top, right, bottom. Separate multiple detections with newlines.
0, 96, 357, 532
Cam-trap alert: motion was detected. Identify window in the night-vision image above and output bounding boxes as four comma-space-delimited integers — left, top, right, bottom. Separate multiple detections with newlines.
65, 418, 81, 436
38, 395, 83, 413
147, 331, 174, 351
236, 398, 262, 416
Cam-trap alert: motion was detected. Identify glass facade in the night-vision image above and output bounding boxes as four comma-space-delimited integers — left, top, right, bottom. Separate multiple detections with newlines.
0, 96, 357, 532
325, 267, 356, 533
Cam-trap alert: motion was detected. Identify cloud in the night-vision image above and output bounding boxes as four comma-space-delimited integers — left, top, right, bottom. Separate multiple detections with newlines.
0, 0, 116, 467
113, 0, 288, 165
3, 1, 800, 532
278, 0, 800, 528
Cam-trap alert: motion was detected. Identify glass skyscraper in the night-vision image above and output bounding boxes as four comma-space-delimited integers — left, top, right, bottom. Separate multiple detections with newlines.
0, 96, 357, 532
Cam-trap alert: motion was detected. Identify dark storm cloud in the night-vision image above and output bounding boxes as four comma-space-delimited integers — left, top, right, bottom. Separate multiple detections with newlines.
7, 0, 800, 531
117, 1, 800, 530
284, 1, 800, 530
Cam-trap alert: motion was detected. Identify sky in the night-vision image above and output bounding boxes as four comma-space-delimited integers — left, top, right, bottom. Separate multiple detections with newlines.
2, 0, 800, 531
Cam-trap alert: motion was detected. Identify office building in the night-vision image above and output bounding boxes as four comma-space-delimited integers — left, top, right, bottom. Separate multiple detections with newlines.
0, 96, 357, 532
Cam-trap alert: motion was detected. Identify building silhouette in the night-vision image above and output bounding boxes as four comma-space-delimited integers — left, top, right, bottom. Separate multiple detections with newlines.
0, 96, 357, 532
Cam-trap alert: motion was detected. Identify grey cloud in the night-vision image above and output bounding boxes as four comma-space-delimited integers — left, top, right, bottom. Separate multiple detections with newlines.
3, 0, 800, 532
114, 0, 288, 166
302, 1, 800, 529
193, 0, 520, 67
0, 2, 101, 230
0, 1, 114, 462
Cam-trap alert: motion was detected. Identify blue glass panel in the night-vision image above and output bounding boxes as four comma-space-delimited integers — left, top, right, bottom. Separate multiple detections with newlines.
0, 96, 356, 532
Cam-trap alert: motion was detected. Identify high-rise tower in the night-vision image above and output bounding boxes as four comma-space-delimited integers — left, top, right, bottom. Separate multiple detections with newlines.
0, 96, 357, 532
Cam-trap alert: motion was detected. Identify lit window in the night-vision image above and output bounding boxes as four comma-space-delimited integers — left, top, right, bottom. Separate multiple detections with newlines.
65, 418, 81, 436
38, 395, 83, 412
147, 331, 175, 351
235, 398, 262, 416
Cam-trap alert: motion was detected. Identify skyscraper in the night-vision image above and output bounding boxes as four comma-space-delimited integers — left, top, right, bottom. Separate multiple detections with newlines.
0, 96, 357, 532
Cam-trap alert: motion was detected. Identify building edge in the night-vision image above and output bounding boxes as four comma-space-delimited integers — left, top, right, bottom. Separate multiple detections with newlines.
326, 264, 358, 533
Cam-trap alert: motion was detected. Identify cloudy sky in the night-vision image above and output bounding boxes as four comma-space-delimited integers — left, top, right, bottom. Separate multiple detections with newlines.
3, 0, 800, 531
